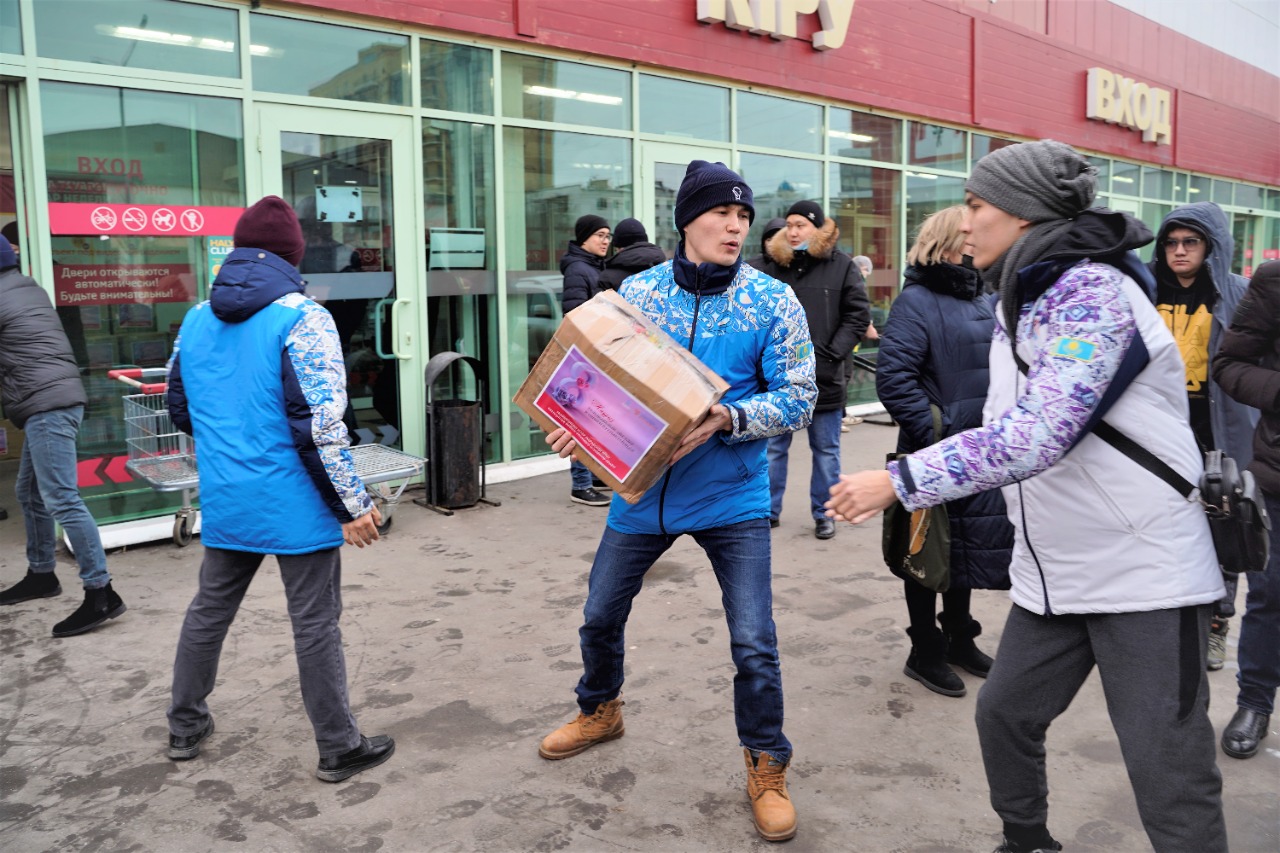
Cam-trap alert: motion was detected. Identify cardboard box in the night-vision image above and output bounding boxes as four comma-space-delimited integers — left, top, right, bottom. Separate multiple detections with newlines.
514, 289, 729, 504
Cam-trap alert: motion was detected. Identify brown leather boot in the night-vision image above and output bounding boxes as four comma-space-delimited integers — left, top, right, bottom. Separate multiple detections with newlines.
538, 698, 624, 759
745, 749, 797, 842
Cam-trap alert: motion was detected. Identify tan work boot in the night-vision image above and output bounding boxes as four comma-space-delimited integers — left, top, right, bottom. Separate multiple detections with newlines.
745, 749, 797, 842
538, 698, 625, 759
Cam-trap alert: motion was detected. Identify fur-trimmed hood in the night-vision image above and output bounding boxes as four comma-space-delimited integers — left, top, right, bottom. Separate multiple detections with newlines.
764, 217, 839, 267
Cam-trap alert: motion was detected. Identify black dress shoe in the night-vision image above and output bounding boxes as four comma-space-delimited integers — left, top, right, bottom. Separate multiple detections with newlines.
1221, 707, 1270, 759
815, 518, 836, 540
316, 734, 396, 782
168, 717, 215, 761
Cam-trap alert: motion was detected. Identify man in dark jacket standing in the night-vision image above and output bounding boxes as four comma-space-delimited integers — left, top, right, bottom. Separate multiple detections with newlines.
559, 214, 612, 506
1150, 202, 1258, 670
0, 234, 126, 637
760, 201, 870, 538
1212, 259, 1280, 760
598, 218, 666, 291
164, 197, 393, 782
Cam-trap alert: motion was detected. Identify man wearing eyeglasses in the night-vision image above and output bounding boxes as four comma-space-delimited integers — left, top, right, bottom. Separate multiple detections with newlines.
1149, 202, 1259, 672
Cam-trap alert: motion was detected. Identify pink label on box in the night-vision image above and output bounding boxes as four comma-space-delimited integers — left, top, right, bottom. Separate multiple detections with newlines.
535, 345, 668, 483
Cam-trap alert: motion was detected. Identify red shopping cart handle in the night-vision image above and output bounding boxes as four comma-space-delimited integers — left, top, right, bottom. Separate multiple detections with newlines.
109, 368, 168, 393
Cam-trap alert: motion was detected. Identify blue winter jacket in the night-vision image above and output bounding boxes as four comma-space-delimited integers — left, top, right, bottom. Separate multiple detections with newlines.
608, 256, 816, 535
1148, 201, 1258, 466
167, 248, 373, 554
876, 262, 1012, 590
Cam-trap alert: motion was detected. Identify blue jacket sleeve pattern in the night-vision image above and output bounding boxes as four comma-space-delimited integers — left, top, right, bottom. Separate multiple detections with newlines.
725, 284, 817, 443
281, 301, 373, 522
166, 330, 191, 436
888, 264, 1137, 511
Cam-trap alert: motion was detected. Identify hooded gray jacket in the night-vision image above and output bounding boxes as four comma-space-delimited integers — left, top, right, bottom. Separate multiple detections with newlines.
0, 268, 86, 428
1148, 202, 1257, 467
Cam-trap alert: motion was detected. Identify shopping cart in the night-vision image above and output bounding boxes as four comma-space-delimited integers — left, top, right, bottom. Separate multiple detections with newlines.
348, 443, 425, 533
108, 368, 200, 546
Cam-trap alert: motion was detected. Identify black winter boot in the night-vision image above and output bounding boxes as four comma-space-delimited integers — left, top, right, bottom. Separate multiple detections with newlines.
0, 569, 62, 605
904, 626, 966, 697
51, 583, 126, 637
940, 611, 994, 678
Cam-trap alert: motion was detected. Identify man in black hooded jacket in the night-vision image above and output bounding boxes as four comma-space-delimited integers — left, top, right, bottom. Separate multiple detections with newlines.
598, 218, 665, 291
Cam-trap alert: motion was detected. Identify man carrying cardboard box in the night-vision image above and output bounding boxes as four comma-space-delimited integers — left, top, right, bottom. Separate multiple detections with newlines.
538, 161, 817, 842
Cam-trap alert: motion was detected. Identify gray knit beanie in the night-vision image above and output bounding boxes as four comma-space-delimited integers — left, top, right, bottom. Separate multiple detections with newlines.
965, 140, 1096, 222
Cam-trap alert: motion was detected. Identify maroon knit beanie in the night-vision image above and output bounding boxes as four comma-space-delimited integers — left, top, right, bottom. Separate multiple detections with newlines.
234, 196, 305, 267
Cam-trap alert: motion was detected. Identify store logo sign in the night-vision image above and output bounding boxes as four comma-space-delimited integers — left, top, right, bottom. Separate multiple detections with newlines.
1086, 67, 1172, 146
696, 0, 856, 51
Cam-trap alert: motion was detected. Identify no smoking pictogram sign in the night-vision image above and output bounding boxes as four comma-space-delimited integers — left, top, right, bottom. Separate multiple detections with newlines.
152, 208, 176, 231
90, 207, 117, 231
180, 209, 205, 232
122, 207, 147, 231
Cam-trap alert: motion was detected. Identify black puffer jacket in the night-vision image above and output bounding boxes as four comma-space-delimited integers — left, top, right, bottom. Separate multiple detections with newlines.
0, 267, 87, 428
876, 261, 1012, 590
599, 241, 666, 291
1212, 260, 1280, 496
559, 242, 606, 313
759, 218, 870, 411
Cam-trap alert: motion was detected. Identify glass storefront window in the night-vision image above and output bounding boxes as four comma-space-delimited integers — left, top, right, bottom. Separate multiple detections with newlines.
737, 92, 821, 154
501, 55, 630, 130
906, 173, 965, 244
40, 82, 244, 524
739, 153, 822, 241
1234, 183, 1264, 209
1141, 167, 1175, 200
829, 109, 900, 163
1188, 174, 1212, 201
1212, 179, 1234, 207
1, 0, 21, 55
1141, 202, 1171, 240
907, 122, 966, 171
423, 119, 499, 460
1086, 156, 1111, 193
1266, 188, 1280, 213
971, 134, 1016, 168
639, 75, 728, 141
1111, 160, 1140, 195
1171, 173, 1189, 203
34, 0, 239, 77
502, 128, 631, 458
421, 39, 493, 115
251, 15, 409, 105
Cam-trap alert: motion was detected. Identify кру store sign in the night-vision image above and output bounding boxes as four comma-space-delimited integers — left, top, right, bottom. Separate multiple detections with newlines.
696, 0, 855, 51
1085, 67, 1172, 146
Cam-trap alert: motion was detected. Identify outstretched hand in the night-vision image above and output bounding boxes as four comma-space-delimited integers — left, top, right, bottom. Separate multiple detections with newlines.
343, 506, 382, 548
825, 470, 898, 525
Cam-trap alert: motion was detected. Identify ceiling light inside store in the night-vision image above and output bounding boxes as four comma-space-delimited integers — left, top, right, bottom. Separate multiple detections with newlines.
99, 26, 276, 56
907, 172, 938, 180
525, 85, 623, 106
828, 130, 876, 143
1189, 187, 1201, 193
1113, 175, 1135, 184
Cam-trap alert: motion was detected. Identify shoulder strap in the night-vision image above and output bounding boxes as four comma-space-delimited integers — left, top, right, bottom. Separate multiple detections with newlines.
1091, 421, 1196, 499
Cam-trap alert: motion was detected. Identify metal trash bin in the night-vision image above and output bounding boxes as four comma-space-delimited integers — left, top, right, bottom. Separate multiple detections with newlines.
416, 352, 499, 515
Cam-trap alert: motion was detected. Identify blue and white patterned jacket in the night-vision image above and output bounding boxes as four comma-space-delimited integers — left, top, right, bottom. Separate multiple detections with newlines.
608, 259, 816, 534
167, 247, 372, 554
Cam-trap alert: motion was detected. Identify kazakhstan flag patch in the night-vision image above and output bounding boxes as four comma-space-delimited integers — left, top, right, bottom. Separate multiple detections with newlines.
1053, 337, 1097, 361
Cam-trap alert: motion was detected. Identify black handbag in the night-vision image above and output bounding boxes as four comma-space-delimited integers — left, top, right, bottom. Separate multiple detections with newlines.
1094, 423, 1271, 575
882, 405, 952, 592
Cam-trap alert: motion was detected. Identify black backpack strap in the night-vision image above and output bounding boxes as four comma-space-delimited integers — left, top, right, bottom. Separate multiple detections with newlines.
1092, 421, 1197, 499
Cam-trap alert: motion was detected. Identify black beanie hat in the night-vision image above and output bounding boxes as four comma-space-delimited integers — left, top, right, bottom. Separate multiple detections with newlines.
786, 200, 824, 226
574, 214, 610, 245
612, 218, 647, 249
234, 196, 305, 267
760, 217, 786, 254
674, 160, 754, 233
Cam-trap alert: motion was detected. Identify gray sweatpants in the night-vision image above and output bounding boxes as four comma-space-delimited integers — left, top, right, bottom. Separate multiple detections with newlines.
975, 604, 1227, 853
167, 546, 362, 758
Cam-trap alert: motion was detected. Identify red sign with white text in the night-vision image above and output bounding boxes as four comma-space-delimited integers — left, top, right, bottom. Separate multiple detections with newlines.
48, 203, 244, 237
54, 264, 195, 306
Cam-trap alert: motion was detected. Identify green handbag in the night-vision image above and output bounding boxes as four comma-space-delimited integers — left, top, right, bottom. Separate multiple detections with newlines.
881, 405, 951, 593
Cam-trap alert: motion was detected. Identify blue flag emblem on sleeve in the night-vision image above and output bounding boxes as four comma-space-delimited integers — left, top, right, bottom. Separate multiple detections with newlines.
1053, 337, 1097, 362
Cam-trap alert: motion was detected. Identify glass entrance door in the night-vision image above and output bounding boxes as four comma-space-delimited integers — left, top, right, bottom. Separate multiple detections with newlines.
640, 141, 733, 259
258, 105, 421, 454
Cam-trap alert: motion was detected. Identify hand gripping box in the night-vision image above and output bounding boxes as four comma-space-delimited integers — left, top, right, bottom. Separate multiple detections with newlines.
514, 289, 730, 504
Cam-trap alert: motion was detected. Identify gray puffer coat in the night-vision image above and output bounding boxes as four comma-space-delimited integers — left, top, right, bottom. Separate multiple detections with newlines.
0, 267, 86, 428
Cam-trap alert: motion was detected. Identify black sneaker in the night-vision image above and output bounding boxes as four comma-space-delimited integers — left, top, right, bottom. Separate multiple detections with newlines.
168, 718, 215, 760
570, 488, 611, 507
993, 839, 1062, 853
815, 518, 836, 540
0, 569, 62, 605
316, 734, 396, 782
51, 583, 126, 637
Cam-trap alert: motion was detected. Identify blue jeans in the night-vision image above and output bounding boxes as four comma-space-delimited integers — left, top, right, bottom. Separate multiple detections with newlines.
15, 406, 110, 589
570, 459, 594, 491
1236, 491, 1280, 716
168, 546, 362, 757
575, 520, 791, 762
767, 408, 843, 521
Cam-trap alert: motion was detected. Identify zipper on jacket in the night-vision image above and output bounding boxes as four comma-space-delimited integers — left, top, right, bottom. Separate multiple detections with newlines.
1017, 481, 1052, 616
658, 269, 704, 536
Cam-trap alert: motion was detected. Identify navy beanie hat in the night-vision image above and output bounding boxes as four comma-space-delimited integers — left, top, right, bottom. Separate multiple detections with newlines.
673, 160, 754, 233
0, 235, 16, 270
612, 217, 648, 249
574, 214, 610, 245
786, 200, 824, 226
234, 196, 305, 267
